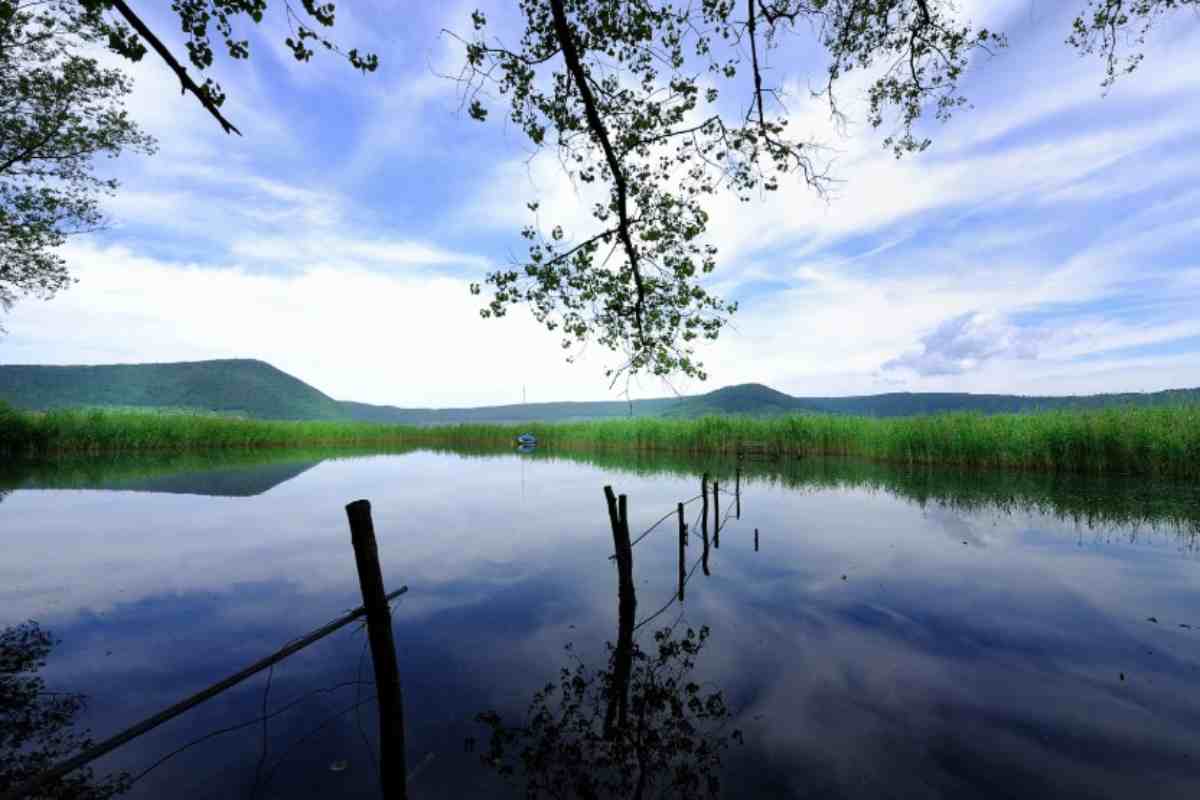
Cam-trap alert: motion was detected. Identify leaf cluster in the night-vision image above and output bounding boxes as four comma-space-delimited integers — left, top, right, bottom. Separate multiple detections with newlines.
1067, 0, 1197, 89
84, 0, 378, 112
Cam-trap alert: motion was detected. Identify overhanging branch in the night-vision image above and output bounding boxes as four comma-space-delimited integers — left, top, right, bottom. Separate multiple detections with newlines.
547, 0, 647, 351
109, 0, 243, 136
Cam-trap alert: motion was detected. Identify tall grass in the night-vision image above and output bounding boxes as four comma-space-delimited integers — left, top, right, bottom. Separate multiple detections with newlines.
2, 401, 1198, 478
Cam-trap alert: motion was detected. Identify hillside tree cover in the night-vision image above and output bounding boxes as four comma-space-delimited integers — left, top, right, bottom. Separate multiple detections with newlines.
1, 0, 1193, 375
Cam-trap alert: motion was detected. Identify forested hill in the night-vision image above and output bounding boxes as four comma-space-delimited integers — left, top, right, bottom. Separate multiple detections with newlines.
0, 360, 345, 420
1, 360, 1197, 423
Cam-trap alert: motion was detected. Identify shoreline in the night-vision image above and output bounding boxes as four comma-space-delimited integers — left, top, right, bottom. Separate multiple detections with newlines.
2, 403, 1198, 479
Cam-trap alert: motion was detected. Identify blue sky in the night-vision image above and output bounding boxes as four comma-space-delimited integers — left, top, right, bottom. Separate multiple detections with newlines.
2, 0, 1199, 406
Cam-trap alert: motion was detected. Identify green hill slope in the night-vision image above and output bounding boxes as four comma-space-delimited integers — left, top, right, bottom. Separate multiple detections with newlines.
0, 359, 345, 420
2, 359, 1197, 423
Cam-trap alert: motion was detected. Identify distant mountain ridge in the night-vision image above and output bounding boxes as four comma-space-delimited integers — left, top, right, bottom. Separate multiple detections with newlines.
2, 359, 1197, 423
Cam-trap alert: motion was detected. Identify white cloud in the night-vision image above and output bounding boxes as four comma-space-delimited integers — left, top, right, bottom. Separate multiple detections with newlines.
883, 312, 1038, 376
229, 235, 488, 272
1, 241, 633, 406
6, 0, 1200, 404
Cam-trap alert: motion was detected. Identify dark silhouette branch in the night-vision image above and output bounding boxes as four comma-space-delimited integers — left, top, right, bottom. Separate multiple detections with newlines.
547, 0, 647, 351
108, 0, 243, 136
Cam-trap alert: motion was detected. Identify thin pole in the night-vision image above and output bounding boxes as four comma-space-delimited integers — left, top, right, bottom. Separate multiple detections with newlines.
735, 467, 741, 520
346, 499, 408, 800
1, 586, 408, 800
755, 528, 759, 552
713, 480, 720, 549
677, 502, 687, 602
700, 474, 711, 576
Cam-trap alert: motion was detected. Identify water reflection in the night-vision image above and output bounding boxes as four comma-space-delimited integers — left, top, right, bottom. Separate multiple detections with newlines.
4, 448, 1197, 541
476, 626, 738, 799
477, 491, 739, 799
2, 448, 1199, 798
0, 451, 331, 497
0, 622, 127, 800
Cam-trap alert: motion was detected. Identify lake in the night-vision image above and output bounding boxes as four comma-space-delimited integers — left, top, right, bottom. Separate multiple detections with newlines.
2, 448, 1199, 798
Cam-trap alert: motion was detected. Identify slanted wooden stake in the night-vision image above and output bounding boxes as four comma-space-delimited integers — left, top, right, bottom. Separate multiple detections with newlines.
603, 486, 636, 738
677, 502, 687, 602
346, 499, 408, 800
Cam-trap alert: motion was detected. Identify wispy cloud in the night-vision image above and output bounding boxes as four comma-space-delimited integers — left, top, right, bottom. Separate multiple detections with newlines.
3, 1, 1199, 405
883, 312, 1038, 377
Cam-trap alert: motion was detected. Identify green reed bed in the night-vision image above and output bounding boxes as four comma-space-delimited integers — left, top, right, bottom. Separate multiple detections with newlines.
520, 406, 1200, 478
2, 402, 1198, 478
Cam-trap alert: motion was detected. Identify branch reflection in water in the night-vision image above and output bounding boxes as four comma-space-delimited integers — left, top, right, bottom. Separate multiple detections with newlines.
475, 486, 741, 799
0, 622, 129, 800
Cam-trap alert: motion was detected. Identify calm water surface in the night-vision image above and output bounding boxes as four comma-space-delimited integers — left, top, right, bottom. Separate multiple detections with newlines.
2, 449, 1199, 798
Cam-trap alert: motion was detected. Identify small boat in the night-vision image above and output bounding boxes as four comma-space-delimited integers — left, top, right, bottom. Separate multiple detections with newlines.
515, 432, 537, 448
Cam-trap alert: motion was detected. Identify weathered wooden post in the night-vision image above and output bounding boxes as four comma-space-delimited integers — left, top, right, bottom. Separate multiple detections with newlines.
735, 467, 741, 520
603, 486, 636, 739
677, 502, 687, 602
713, 480, 720, 549
755, 527, 759, 552
345, 500, 408, 800
700, 474, 711, 576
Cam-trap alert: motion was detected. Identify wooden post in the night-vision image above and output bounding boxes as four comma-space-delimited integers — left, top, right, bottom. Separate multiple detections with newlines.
677, 502, 686, 602
755, 528, 759, 552
700, 474, 711, 576
346, 500, 408, 800
603, 486, 636, 739
735, 467, 741, 520
713, 480, 720, 549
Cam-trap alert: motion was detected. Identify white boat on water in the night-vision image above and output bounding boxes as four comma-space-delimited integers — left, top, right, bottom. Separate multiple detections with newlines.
515, 433, 537, 447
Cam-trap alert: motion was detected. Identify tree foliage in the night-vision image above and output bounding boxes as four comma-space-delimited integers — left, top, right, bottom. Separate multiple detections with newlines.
1068, 0, 1198, 88
453, 0, 1192, 381
81, 0, 379, 135
0, 0, 154, 324
0, 621, 129, 800
0, 0, 375, 329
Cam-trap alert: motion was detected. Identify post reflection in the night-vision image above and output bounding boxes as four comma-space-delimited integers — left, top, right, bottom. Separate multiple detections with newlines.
474, 487, 741, 798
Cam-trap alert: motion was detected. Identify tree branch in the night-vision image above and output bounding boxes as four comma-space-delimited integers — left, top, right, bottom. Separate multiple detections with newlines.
108, 0, 243, 136
547, 0, 646, 351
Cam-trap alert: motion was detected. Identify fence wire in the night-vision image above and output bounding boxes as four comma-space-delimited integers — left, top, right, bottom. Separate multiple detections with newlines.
630, 483, 744, 633
125, 592, 408, 798
610, 492, 704, 557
